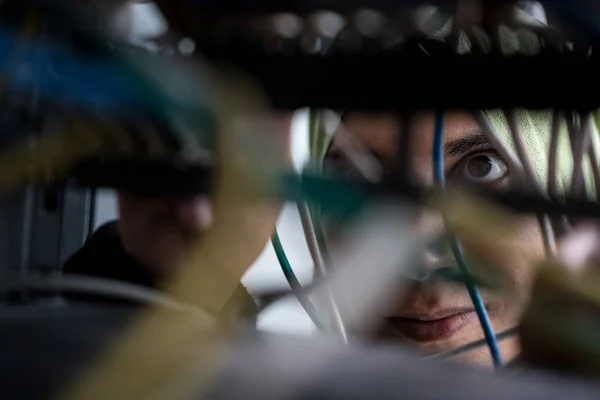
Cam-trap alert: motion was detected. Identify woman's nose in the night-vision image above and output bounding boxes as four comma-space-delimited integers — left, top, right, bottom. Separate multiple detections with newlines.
406, 208, 455, 281
413, 207, 446, 241
175, 196, 214, 233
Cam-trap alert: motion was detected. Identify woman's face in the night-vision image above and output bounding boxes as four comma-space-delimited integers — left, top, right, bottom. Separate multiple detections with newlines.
323, 111, 545, 366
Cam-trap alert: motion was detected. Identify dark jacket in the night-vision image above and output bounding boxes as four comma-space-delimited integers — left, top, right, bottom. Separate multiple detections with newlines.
62, 222, 258, 322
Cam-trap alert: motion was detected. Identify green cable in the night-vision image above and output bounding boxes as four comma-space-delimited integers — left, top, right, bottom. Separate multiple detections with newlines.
271, 230, 326, 330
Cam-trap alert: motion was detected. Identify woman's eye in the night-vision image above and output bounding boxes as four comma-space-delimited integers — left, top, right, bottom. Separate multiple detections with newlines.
455, 153, 508, 183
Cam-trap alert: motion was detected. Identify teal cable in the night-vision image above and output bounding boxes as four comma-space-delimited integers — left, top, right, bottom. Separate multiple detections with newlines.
271, 230, 326, 330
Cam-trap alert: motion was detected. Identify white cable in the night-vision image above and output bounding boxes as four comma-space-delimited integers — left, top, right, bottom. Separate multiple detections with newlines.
311, 202, 418, 337
11, 274, 212, 320
297, 202, 348, 343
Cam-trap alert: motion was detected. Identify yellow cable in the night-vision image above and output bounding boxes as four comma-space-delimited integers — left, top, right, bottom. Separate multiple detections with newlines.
0, 113, 139, 193
0, 11, 280, 399
58, 67, 283, 399
434, 187, 519, 242
0, 12, 281, 396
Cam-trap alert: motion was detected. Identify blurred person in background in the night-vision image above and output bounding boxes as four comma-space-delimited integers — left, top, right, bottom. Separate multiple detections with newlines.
63, 113, 294, 320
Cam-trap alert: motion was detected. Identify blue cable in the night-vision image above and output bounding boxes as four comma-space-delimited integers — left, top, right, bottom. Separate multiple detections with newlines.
433, 111, 504, 367
0, 22, 215, 136
0, 24, 137, 110
433, 112, 446, 187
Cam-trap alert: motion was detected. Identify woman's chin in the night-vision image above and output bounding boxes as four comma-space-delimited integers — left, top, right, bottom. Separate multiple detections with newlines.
372, 326, 521, 368
372, 325, 469, 354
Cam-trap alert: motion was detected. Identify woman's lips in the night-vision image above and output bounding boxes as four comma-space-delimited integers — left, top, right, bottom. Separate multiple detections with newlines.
386, 309, 477, 342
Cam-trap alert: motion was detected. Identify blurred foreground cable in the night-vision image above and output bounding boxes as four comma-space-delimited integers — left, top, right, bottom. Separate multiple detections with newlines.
58, 69, 281, 399
426, 327, 519, 362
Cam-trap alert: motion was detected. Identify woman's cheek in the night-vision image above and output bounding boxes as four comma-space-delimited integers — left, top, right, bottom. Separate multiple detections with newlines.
459, 218, 545, 311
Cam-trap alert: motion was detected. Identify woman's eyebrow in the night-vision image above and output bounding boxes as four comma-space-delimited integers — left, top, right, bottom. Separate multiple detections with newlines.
444, 131, 491, 157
